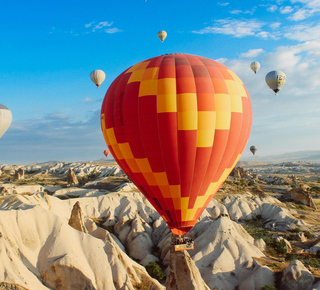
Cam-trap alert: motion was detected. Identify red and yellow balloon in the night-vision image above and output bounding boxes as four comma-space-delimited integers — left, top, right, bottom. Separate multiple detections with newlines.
101, 53, 252, 235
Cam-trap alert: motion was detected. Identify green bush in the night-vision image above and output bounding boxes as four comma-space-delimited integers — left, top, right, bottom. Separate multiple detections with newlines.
273, 240, 287, 255
291, 227, 301, 233
285, 253, 296, 261
260, 285, 276, 290
263, 237, 272, 246
304, 231, 313, 239
145, 262, 165, 282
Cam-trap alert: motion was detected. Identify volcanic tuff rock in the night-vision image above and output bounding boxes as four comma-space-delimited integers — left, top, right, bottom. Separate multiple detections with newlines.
166, 248, 210, 290
1, 161, 320, 289
67, 167, 78, 185
280, 260, 314, 290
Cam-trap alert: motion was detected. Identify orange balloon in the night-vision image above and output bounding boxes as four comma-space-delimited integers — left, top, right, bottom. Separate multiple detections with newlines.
104, 150, 110, 158
101, 53, 252, 235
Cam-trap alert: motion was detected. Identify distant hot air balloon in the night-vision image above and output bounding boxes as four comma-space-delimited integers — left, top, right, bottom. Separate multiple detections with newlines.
0, 104, 12, 138
250, 146, 258, 155
90, 70, 106, 88
265, 70, 286, 94
250, 62, 260, 74
104, 150, 110, 158
157, 30, 167, 42
101, 53, 252, 236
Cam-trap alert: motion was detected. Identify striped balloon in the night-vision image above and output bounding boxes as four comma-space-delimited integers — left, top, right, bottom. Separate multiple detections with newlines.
101, 53, 252, 235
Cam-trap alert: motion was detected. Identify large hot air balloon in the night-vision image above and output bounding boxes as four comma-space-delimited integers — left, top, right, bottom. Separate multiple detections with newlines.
265, 70, 286, 94
101, 53, 252, 235
250, 62, 260, 74
0, 104, 12, 138
250, 145, 258, 155
104, 150, 110, 158
90, 70, 106, 88
157, 31, 167, 42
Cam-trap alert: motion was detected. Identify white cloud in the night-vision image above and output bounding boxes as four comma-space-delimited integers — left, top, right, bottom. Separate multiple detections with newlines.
81, 98, 93, 103
92, 21, 113, 32
85, 21, 121, 34
240, 48, 264, 58
220, 40, 320, 157
284, 23, 320, 41
192, 19, 266, 38
280, 6, 294, 13
48, 113, 68, 120
0, 110, 105, 164
270, 22, 281, 29
289, 0, 320, 20
267, 5, 278, 12
84, 22, 94, 28
217, 2, 229, 6
105, 28, 122, 34
230, 8, 255, 15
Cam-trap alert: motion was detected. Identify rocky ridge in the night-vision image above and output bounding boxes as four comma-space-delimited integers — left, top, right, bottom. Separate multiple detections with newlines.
0, 161, 320, 289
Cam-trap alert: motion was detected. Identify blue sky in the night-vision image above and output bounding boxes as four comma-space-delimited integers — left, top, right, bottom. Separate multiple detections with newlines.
1, 0, 320, 164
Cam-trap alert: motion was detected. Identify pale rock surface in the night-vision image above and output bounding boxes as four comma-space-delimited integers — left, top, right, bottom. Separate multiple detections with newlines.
307, 241, 320, 253
280, 260, 314, 290
166, 248, 210, 290
311, 281, 320, 290
54, 187, 106, 198
238, 260, 275, 290
224, 194, 260, 221
254, 238, 267, 252
67, 167, 78, 185
189, 217, 265, 290
206, 198, 228, 219
297, 232, 307, 242
68, 201, 88, 233
0, 204, 164, 290
140, 254, 160, 267
0, 282, 28, 290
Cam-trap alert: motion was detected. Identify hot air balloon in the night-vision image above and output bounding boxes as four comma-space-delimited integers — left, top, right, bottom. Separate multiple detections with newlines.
90, 70, 106, 88
0, 104, 12, 138
157, 31, 167, 42
104, 150, 110, 158
250, 146, 258, 155
250, 62, 260, 74
101, 53, 252, 236
265, 70, 286, 94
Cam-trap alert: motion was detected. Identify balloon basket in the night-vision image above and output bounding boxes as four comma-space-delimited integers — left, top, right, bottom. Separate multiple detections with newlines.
174, 243, 194, 252
172, 235, 194, 252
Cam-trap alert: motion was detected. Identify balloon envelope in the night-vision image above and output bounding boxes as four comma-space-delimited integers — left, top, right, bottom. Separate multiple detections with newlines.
157, 31, 167, 42
0, 104, 12, 138
250, 62, 260, 74
104, 150, 110, 158
265, 70, 286, 94
250, 145, 258, 155
90, 70, 106, 88
101, 53, 252, 235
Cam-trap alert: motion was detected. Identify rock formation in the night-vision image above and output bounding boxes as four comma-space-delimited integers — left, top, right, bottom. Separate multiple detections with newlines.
67, 168, 78, 185
289, 187, 317, 209
280, 260, 314, 290
68, 201, 88, 233
14, 168, 24, 180
166, 238, 210, 290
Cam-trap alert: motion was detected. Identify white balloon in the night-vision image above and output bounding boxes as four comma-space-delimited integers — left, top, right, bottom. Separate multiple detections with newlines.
0, 104, 12, 138
90, 70, 106, 88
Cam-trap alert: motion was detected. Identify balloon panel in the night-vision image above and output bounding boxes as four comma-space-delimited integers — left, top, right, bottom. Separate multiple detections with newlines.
0, 105, 12, 138
101, 53, 252, 235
